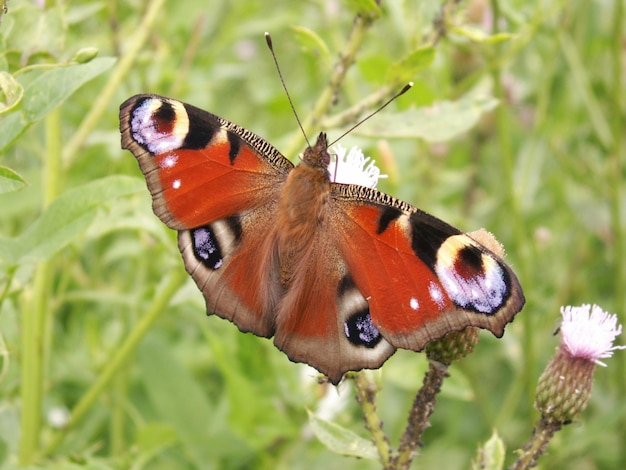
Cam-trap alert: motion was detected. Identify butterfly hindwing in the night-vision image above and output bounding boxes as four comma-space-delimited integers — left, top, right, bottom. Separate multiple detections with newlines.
178, 210, 282, 338
271, 230, 395, 384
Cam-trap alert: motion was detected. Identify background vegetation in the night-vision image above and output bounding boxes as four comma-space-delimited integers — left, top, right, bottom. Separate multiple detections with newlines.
0, 0, 624, 468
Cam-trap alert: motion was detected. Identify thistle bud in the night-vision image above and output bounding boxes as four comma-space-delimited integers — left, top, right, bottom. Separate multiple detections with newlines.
535, 349, 594, 423
426, 327, 480, 365
534, 304, 625, 423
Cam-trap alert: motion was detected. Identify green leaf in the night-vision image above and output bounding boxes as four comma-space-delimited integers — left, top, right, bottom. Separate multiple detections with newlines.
0, 175, 144, 264
347, 0, 382, 18
4, 1, 65, 60
472, 430, 505, 470
135, 422, 178, 455
0, 112, 27, 153
452, 26, 514, 44
137, 335, 253, 469
0, 57, 115, 152
386, 46, 436, 83
198, 326, 298, 450
0, 166, 27, 194
290, 26, 331, 66
20, 57, 116, 122
0, 71, 24, 114
0, 435, 7, 467
358, 54, 394, 84
307, 410, 379, 461
137, 335, 218, 469
355, 94, 498, 142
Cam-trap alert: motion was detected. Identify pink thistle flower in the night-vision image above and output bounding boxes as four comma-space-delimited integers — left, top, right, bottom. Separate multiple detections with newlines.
535, 304, 624, 423
560, 304, 626, 366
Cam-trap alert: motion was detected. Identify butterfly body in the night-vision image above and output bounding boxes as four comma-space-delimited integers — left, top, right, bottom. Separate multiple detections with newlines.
120, 94, 525, 384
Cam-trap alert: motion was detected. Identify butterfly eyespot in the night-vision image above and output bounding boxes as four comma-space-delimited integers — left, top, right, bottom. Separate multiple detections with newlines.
434, 236, 509, 314
131, 99, 189, 155
191, 226, 224, 270
344, 310, 382, 348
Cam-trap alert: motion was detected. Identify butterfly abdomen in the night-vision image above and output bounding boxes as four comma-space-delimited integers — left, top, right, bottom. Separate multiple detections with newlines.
276, 156, 331, 287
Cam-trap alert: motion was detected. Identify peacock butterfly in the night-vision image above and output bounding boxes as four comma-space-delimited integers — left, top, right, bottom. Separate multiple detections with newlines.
119, 94, 525, 384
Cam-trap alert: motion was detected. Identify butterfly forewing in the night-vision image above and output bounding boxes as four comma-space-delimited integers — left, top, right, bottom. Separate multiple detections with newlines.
120, 94, 293, 230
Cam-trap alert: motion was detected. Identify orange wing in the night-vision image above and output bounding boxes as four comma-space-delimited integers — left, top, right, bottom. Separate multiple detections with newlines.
329, 183, 525, 352
120, 95, 291, 337
120, 95, 293, 229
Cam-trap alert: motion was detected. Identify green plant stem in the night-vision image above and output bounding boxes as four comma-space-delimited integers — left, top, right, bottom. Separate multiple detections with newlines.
19, 108, 63, 465
608, 2, 626, 464
0, 265, 16, 315
110, 365, 129, 456
19, 265, 47, 465
18, 266, 49, 465
42, 269, 187, 457
321, 84, 402, 130
558, 31, 612, 151
509, 418, 562, 470
490, 0, 535, 416
62, 0, 166, 166
393, 360, 449, 469
282, 11, 379, 158
0, 328, 9, 385
353, 372, 391, 466
609, 0, 625, 379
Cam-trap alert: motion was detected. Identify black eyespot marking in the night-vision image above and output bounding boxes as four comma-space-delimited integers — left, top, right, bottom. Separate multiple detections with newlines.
227, 131, 242, 165
377, 206, 402, 234
191, 226, 224, 270
182, 103, 219, 149
458, 245, 484, 272
409, 211, 461, 270
154, 100, 175, 123
344, 310, 382, 348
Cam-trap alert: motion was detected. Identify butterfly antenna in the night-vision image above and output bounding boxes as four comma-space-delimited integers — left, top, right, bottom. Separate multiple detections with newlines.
265, 32, 311, 148
329, 82, 413, 146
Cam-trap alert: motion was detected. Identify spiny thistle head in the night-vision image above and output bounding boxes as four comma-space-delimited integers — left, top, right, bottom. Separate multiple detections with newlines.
535, 304, 625, 423
426, 327, 480, 365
